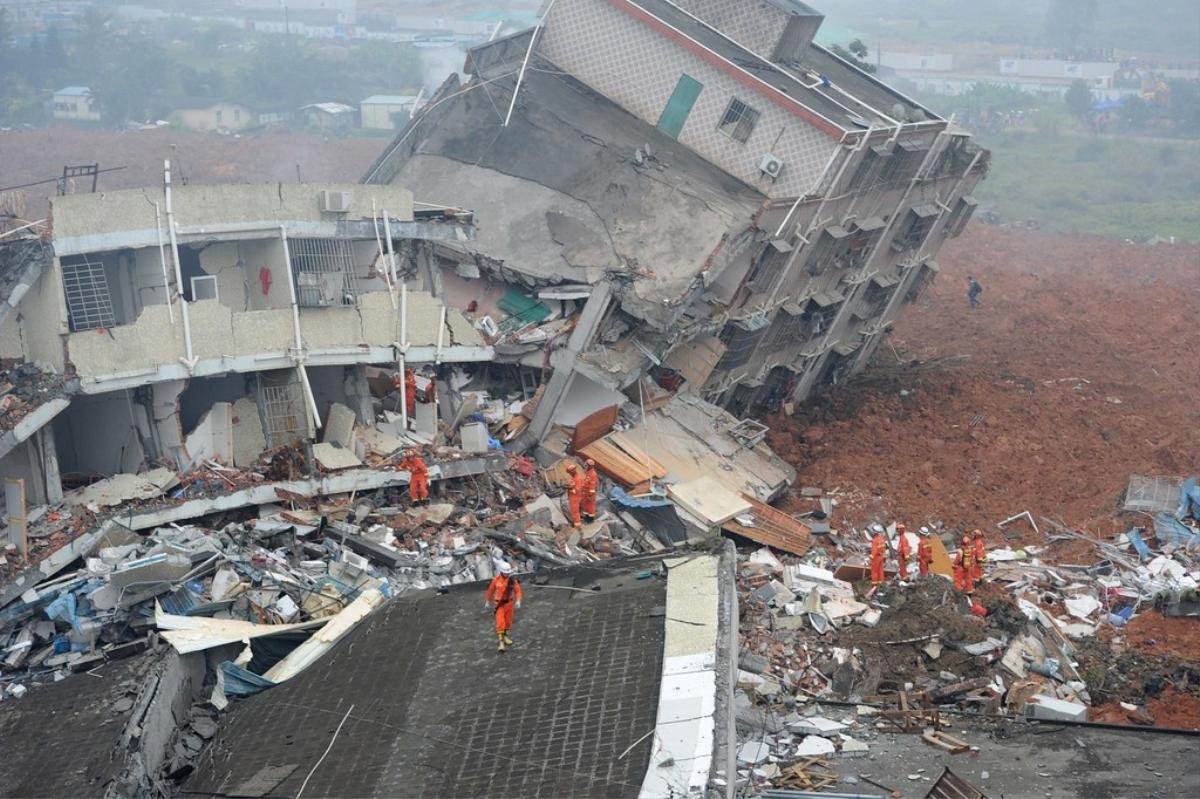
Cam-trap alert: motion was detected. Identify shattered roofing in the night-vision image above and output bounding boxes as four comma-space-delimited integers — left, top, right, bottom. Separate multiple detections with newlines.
0, 235, 51, 318
183, 563, 666, 798
364, 66, 765, 323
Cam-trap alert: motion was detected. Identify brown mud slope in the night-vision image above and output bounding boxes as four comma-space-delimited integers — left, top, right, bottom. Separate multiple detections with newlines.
770, 225, 1200, 532
0, 127, 385, 214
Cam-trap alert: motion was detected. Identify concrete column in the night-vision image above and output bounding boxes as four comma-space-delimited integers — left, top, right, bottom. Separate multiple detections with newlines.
151, 380, 189, 469
343, 365, 375, 425
36, 427, 63, 504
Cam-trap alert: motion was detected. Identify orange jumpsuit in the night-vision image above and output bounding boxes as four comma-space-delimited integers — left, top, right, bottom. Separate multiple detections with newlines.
486, 573, 523, 634
954, 547, 976, 592
896, 533, 911, 580
399, 454, 429, 502
581, 465, 599, 519
566, 471, 584, 528
404, 370, 417, 416
917, 537, 933, 577
869, 533, 886, 585
973, 536, 986, 583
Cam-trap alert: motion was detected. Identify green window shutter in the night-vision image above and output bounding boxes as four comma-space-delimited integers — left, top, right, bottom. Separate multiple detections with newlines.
656, 74, 703, 139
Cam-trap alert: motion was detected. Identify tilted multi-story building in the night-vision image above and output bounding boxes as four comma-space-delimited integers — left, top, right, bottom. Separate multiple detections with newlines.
364, 0, 987, 433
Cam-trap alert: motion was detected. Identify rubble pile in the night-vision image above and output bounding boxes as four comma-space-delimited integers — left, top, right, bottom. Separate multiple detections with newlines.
0, 359, 65, 431
729, 475, 1200, 792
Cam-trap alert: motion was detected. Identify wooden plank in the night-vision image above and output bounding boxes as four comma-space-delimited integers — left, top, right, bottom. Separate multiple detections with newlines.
721, 493, 812, 556
570, 404, 618, 452
605, 431, 667, 478
579, 438, 662, 487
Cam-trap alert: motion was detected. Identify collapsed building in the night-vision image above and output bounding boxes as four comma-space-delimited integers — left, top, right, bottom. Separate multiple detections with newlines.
363, 0, 988, 424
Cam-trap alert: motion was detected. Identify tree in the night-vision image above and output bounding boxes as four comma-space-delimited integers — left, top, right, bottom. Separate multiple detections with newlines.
830, 39, 876, 74
1045, 0, 1098, 55
1064, 79, 1093, 118
1119, 95, 1151, 130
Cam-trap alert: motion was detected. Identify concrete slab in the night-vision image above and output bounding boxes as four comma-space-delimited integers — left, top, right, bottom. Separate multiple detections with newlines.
322, 403, 357, 448
414, 401, 438, 437
460, 421, 489, 453
231, 396, 266, 468
64, 468, 180, 508
312, 443, 363, 471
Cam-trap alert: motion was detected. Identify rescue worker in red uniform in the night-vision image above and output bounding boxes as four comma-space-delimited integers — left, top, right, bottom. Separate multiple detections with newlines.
972, 529, 987, 585
398, 449, 429, 504
581, 459, 599, 521
954, 534, 976, 593
565, 462, 583, 529
404, 368, 418, 417
895, 523, 911, 581
917, 526, 934, 578
869, 524, 886, 586
485, 562, 523, 652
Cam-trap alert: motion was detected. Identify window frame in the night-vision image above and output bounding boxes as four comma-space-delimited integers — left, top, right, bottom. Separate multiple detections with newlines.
716, 97, 761, 144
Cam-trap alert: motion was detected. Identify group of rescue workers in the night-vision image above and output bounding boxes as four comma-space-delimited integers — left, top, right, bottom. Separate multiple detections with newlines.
869, 523, 988, 593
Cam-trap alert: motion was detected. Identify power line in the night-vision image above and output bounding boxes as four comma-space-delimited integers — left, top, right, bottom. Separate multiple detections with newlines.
0, 165, 128, 194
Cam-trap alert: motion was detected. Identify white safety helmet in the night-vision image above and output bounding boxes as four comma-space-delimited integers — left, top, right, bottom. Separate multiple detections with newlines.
920, 526, 930, 534
871, 523, 884, 534
498, 562, 513, 575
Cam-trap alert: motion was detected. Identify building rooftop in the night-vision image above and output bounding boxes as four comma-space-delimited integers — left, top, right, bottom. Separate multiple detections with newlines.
364, 67, 766, 325
55, 86, 92, 96
302, 102, 355, 114
182, 562, 668, 798
625, 0, 934, 131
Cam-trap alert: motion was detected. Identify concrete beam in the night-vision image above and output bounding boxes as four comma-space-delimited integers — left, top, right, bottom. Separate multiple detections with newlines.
0, 398, 70, 462
75, 345, 494, 394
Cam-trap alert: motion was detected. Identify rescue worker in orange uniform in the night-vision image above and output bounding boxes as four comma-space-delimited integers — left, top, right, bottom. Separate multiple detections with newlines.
484, 562, 523, 652
895, 523, 911, 581
565, 462, 584, 529
972, 529, 987, 584
869, 524, 886, 586
404, 368, 418, 417
954, 534, 976, 593
398, 449, 429, 504
581, 459, 599, 521
917, 526, 934, 578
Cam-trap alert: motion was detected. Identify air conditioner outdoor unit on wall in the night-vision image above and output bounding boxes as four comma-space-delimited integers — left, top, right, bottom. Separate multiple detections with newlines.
319, 190, 352, 213
759, 153, 785, 180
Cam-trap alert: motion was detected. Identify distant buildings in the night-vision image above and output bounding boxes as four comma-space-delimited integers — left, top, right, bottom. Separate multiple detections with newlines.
301, 102, 357, 131
168, 101, 257, 133
359, 95, 421, 130
50, 86, 100, 122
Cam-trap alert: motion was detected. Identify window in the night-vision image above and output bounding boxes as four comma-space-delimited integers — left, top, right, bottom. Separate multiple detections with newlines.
717, 98, 760, 143
233, 109, 241, 122
61, 256, 117, 332
892, 206, 939, 252
191, 275, 218, 302
215, 110, 223, 124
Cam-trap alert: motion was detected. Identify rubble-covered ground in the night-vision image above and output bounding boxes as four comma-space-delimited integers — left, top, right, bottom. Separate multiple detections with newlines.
770, 225, 1200, 534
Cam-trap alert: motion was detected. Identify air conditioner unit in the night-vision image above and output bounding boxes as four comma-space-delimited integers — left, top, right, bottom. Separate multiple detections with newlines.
318, 190, 351, 213
759, 153, 785, 179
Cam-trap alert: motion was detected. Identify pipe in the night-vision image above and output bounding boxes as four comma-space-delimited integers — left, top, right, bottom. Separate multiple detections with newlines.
278, 226, 305, 359
163, 161, 195, 370
397, 353, 408, 431
504, 4, 552, 127
382, 209, 399, 286
0, 219, 46, 240
371, 200, 397, 310
435, 306, 446, 365
152, 202, 174, 323
297, 362, 322, 432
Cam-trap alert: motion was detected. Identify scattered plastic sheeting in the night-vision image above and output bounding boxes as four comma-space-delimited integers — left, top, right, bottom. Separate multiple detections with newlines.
1154, 512, 1199, 547
1178, 476, 1200, 519
220, 661, 278, 698
611, 487, 688, 546
1126, 527, 1152, 560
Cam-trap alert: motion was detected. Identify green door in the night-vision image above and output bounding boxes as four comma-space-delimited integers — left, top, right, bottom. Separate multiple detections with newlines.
657, 74, 703, 139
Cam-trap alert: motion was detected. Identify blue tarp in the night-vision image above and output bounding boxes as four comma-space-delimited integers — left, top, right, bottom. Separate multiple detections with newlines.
1092, 98, 1123, 112
1177, 476, 1200, 520
44, 592, 81, 632
610, 487, 687, 546
220, 661, 277, 697
1126, 527, 1152, 561
1154, 512, 1199, 548
609, 486, 672, 508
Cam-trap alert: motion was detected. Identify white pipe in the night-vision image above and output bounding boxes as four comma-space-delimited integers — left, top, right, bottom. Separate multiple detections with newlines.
371, 200, 397, 310
400, 280, 408, 353
164, 161, 195, 370
504, 1, 555, 127
435, 306, 446, 365
0, 219, 46, 239
152, 202, 174, 323
382, 210, 399, 286
278, 226, 305, 358
297, 362, 322, 432
774, 130, 855, 238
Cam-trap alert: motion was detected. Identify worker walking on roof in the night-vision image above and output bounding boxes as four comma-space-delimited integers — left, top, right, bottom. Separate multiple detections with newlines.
869, 524, 886, 586
895, 523, 911, 581
485, 562, 523, 652
917, 527, 933, 578
398, 449, 429, 504
581, 459, 599, 522
954, 534, 976, 593
565, 462, 583, 529
972, 529, 987, 585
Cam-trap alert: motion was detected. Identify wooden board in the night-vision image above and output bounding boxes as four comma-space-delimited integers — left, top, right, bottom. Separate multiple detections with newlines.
930, 533, 954, 576
668, 477, 750, 526
721, 493, 812, 556
605, 431, 668, 478
570, 404, 618, 452
579, 438, 662, 487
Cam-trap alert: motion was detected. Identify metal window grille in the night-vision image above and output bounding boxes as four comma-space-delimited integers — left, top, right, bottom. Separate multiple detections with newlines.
717, 98, 760, 144
61, 256, 116, 331
258, 375, 306, 447
289, 238, 359, 308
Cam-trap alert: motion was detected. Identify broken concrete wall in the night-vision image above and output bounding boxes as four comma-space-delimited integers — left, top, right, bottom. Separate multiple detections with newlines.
178, 373, 253, 433
130, 244, 174, 313
0, 435, 54, 506
152, 380, 188, 469
66, 303, 188, 385
0, 314, 23, 359
183, 401, 233, 469
18, 258, 66, 373
231, 396, 267, 467
52, 390, 146, 476
306, 365, 354, 424
198, 239, 290, 313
